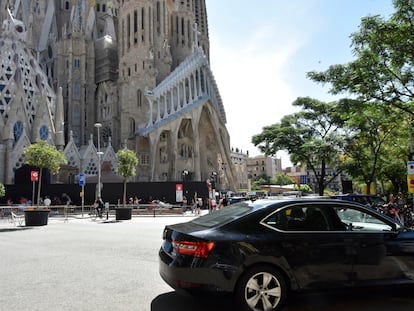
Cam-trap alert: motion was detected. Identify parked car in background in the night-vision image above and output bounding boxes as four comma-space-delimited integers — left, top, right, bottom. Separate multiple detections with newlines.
228, 196, 249, 205
159, 198, 414, 311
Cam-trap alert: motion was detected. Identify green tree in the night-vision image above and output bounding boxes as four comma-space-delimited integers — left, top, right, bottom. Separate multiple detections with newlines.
271, 173, 295, 187
376, 125, 409, 193
338, 100, 404, 194
252, 97, 345, 196
251, 174, 270, 191
293, 184, 313, 194
116, 148, 139, 207
0, 182, 5, 198
306, 0, 414, 193
307, 0, 414, 116
23, 140, 67, 207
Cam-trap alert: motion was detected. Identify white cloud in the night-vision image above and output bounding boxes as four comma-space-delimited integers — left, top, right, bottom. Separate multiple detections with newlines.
210, 26, 307, 164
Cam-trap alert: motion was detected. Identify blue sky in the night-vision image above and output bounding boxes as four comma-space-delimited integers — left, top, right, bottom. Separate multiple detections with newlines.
206, 0, 395, 166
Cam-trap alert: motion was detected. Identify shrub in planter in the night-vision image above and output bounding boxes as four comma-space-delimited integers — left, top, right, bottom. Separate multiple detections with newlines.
23, 140, 67, 225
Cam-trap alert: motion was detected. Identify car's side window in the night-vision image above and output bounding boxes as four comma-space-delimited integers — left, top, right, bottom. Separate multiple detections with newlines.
262, 204, 392, 232
262, 209, 289, 231
263, 205, 334, 232
333, 206, 392, 231
285, 206, 306, 230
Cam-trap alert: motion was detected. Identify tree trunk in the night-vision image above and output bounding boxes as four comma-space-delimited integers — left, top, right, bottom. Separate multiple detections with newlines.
366, 182, 372, 194
123, 179, 127, 207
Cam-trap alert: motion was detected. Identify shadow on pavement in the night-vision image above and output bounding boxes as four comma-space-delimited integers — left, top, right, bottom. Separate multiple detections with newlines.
152, 286, 414, 311
0, 227, 33, 232
151, 292, 236, 311
283, 286, 414, 311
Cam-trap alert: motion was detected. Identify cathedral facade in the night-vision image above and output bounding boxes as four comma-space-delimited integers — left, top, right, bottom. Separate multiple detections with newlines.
0, 0, 236, 191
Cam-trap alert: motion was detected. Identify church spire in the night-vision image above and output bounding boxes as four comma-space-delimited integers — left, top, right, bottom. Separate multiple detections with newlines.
71, 0, 85, 33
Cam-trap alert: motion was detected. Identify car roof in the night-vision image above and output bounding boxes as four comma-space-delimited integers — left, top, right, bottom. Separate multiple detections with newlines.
251, 197, 364, 210
189, 197, 396, 231
332, 194, 382, 198
239, 198, 390, 225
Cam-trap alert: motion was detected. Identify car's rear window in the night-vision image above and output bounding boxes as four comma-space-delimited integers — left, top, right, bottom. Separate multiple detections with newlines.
191, 202, 253, 227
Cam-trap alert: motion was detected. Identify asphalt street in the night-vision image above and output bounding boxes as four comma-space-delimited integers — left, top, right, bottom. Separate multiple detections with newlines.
1, 212, 414, 311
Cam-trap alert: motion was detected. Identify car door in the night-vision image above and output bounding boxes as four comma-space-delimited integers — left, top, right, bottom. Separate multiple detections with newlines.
334, 205, 414, 285
262, 203, 354, 289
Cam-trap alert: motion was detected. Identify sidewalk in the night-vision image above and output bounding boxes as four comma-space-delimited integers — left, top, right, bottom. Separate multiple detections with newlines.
0, 211, 192, 311
0, 209, 209, 229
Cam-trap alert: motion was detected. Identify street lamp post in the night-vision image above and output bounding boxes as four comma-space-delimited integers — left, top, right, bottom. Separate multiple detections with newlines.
94, 123, 103, 199
95, 123, 107, 219
182, 170, 189, 205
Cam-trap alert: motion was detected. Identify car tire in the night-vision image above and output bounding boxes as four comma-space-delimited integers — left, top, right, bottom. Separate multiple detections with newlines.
235, 265, 287, 311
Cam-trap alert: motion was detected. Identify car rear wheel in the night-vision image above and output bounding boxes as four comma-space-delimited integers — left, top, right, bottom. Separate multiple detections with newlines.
235, 265, 287, 311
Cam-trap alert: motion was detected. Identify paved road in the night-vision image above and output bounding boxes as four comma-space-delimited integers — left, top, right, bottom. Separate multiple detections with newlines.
1, 213, 414, 311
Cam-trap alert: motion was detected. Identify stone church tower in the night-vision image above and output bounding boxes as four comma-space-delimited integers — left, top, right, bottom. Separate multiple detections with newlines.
0, 0, 236, 191
0, 8, 64, 184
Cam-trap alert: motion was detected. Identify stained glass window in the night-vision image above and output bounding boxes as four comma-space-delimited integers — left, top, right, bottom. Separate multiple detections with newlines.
39, 125, 49, 140
13, 121, 23, 142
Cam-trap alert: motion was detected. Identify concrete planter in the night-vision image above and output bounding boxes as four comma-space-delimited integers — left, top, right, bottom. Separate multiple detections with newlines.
115, 207, 132, 220
24, 209, 50, 226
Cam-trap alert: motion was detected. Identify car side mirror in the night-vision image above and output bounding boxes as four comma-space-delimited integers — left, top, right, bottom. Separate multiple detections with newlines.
390, 222, 402, 233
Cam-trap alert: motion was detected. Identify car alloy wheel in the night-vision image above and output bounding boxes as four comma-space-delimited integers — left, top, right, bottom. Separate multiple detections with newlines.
236, 265, 286, 311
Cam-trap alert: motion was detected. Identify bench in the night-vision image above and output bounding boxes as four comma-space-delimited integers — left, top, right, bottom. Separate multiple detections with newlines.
11, 211, 24, 226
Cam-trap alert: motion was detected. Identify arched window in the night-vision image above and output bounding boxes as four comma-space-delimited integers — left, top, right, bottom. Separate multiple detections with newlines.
13, 121, 23, 143
137, 89, 142, 108
73, 81, 80, 99
39, 125, 49, 140
129, 118, 136, 136
134, 10, 138, 44
141, 8, 145, 42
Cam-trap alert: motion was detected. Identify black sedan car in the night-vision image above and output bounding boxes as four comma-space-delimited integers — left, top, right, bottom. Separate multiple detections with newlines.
159, 198, 414, 311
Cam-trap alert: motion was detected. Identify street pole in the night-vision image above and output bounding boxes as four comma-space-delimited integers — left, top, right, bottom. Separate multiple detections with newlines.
32, 180, 35, 206
81, 184, 84, 218
95, 123, 107, 220
94, 123, 102, 200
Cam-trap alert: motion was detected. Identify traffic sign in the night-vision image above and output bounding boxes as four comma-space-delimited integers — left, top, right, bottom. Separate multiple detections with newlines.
300, 175, 307, 184
408, 161, 414, 175
79, 173, 85, 186
31, 171, 39, 182
408, 174, 414, 193
176, 184, 183, 202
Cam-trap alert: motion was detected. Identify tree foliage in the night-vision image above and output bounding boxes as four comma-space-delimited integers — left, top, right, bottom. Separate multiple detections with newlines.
376, 125, 409, 193
246, 0, 413, 196
293, 184, 313, 194
252, 97, 345, 195
0, 182, 5, 198
24, 140, 67, 206
307, 0, 414, 115
251, 174, 271, 190
116, 148, 139, 206
337, 100, 406, 193
272, 173, 295, 186
306, 0, 413, 194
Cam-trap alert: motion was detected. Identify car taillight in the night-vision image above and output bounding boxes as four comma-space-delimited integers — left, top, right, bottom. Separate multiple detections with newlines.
172, 240, 215, 258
